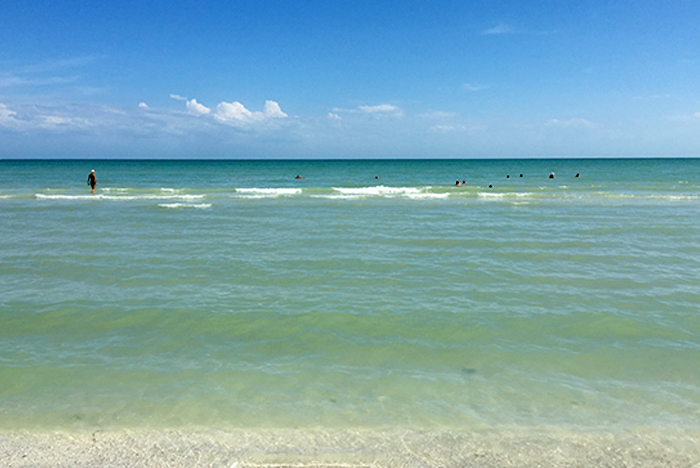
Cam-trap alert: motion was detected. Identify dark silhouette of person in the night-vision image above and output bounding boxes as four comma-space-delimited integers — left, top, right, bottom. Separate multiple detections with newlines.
87, 170, 97, 193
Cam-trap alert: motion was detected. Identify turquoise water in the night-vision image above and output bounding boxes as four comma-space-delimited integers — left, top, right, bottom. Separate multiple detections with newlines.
1, 158, 699, 431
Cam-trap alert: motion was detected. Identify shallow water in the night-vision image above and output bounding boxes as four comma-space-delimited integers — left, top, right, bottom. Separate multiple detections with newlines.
1, 158, 699, 431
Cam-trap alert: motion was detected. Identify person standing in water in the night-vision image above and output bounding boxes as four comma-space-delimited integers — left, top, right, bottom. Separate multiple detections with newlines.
87, 170, 97, 193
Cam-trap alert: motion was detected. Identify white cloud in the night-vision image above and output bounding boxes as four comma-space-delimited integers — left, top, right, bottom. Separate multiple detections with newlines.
428, 123, 488, 134
138, 102, 149, 109
328, 112, 342, 121
546, 118, 596, 129
0, 75, 26, 88
212, 100, 287, 124
0, 74, 79, 88
186, 98, 211, 116
482, 23, 516, 35
358, 104, 401, 114
42, 116, 70, 125
263, 100, 287, 119
170, 94, 187, 101
0, 57, 95, 90
330, 104, 404, 119
214, 101, 254, 122
429, 125, 455, 134
668, 111, 700, 122
0, 103, 17, 122
19, 56, 100, 74
462, 83, 487, 92
0, 102, 98, 131
37, 113, 93, 130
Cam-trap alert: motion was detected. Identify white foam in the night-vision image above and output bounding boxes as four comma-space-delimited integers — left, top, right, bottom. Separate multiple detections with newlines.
478, 192, 534, 199
101, 187, 129, 193
648, 194, 700, 201
158, 203, 212, 209
234, 188, 302, 197
303, 186, 450, 200
333, 186, 422, 196
478, 192, 505, 198
35, 193, 206, 201
406, 192, 450, 199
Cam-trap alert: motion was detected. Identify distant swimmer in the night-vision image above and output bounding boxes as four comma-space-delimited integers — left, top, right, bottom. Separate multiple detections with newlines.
575, 173, 580, 178
87, 170, 97, 193
375, 176, 379, 179
295, 175, 304, 179
549, 172, 555, 179
456, 180, 461, 186
506, 175, 510, 178
520, 174, 523, 177
462, 180, 466, 185
488, 184, 493, 188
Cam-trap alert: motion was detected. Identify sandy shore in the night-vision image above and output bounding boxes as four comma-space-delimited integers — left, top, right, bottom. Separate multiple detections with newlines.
2, 427, 699, 468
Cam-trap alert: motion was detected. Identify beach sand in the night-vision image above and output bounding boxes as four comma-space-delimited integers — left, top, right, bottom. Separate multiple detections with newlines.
2, 428, 699, 467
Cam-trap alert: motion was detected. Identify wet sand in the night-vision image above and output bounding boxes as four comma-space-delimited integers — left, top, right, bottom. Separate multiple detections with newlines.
2, 428, 699, 467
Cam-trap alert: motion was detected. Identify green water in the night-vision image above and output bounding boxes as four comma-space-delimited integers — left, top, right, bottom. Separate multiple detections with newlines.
1, 158, 699, 430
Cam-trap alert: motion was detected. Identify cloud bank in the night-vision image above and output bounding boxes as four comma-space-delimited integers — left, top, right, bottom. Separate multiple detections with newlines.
213, 100, 287, 123
186, 99, 210, 116
170, 95, 288, 124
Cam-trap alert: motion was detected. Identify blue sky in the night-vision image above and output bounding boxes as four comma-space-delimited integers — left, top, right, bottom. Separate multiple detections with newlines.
1, 0, 699, 158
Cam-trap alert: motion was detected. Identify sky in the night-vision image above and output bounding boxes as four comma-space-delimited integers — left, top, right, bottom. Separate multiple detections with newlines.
1, 0, 700, 159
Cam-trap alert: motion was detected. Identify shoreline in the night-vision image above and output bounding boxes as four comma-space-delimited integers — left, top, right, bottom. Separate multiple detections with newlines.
2, 427, 699, 467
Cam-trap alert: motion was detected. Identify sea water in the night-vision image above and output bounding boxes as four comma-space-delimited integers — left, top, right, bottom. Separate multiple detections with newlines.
1, 158, 699, 431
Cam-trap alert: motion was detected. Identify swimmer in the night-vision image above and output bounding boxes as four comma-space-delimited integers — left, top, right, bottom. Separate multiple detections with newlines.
488, 184, 493, 188
456, 180, 461, 186
462, 180, 466, 185
520, 174, 523, 177
549, 172, 555, 179
575, 173, 580, 178
506, 175, 510, 178
87, 170, 97, 193
295, 175, 304, 179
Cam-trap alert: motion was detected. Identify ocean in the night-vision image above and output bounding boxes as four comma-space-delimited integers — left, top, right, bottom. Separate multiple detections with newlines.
1, 158, 699, 438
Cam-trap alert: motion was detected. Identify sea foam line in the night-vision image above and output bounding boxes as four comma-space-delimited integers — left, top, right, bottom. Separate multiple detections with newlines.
158, 203, 212, 209
100, 187, 130, 193
35, 193, 206, 201
323, 186, 450, 199
332, 186, 423, 196
478, 192, 533, 199
233, 188, 302, 197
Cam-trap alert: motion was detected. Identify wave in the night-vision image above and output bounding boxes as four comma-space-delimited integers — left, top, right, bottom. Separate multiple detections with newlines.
333, 186, 423, 196
35, 193, 206, 201
20, 185, 700, 204
158, 203, 212, 209
100, 187, 130, 193
230, 185, 450, 199
324, 186, 447, 199
478, 192, 532, 199
233, 188, 302, 198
